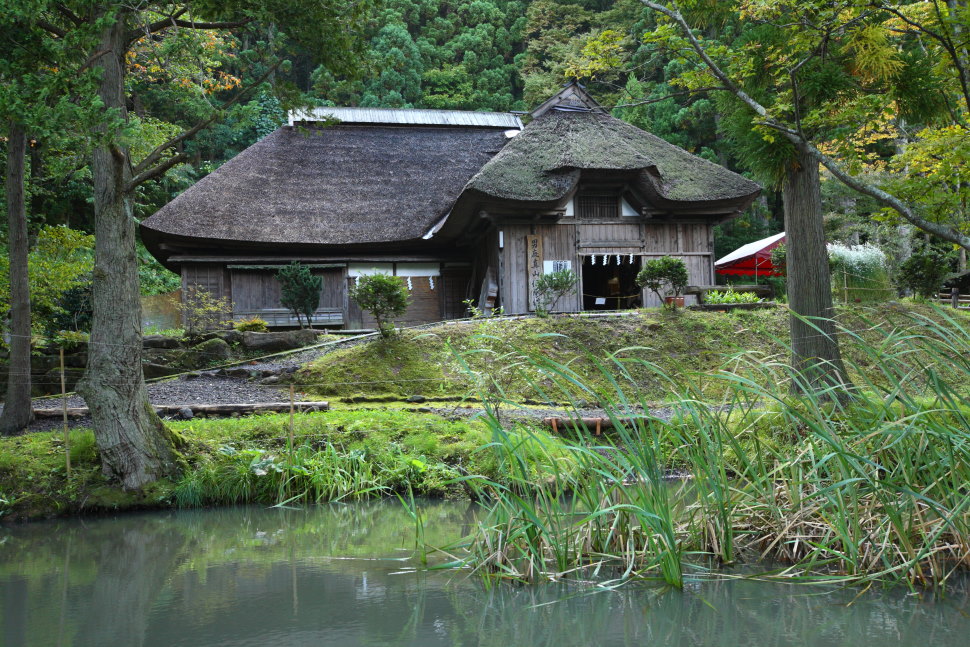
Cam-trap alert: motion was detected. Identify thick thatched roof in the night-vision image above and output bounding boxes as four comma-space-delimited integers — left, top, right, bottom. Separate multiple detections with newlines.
141, 124, 510, 249
464, 109, 760, 207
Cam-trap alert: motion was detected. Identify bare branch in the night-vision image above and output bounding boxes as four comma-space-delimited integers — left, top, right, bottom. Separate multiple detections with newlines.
35, 19, 67, 38
127, 152, 187, 189
610, 86, 726, 109
871, 1, 970, 109
171, 18, 252, 30
810, 142, 970, 250
128, 9, 253, 44
55, 4, 85, 26
640, 2, 777, 123
127, 8, 187, 45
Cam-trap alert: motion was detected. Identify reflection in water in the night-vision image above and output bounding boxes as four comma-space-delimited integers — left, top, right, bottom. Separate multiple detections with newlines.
1, 502, 968, 647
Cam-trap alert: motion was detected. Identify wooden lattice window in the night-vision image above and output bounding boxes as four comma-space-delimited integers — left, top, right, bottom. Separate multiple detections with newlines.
577, 194, 619, 219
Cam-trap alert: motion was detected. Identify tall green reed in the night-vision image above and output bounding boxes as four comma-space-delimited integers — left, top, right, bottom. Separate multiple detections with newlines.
454, 306, 970, 590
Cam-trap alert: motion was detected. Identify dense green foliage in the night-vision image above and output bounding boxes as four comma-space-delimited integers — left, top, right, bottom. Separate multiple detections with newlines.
636, 255, 688, 306
277, 262, 322, 328
0, 226, 93, 337
0, 410, 570, 519
298, 304, 968, 404
898, 247, 957, 299
349, 273, 411, 337
533, 268, 579, 316
703, 288, 761, 305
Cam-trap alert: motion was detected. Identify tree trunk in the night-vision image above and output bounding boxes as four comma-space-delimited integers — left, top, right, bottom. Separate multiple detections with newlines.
0, 121, 34, 435
76, 10, 180, 489
783, 145, 852, 397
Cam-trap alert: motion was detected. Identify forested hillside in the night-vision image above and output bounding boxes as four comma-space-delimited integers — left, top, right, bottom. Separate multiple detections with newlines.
3, 0, 968, 311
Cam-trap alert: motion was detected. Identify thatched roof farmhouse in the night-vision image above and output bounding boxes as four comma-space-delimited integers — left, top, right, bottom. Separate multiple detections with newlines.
142, 83, 760, 328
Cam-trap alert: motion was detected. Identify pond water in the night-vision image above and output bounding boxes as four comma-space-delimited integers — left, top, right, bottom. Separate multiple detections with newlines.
1, 501, 968, 647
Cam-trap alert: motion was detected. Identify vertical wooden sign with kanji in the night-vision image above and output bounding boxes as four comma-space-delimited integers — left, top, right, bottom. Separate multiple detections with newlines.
526, 234, 543, 311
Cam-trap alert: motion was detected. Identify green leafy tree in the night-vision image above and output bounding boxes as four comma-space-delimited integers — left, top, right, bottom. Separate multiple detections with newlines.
636, 255, 688, 308
533, 269, 579, 317
897, 247, 956, 299
11, 1, 370, 489
0, 4, 102, 434
0, 226, 94, 334
349, 274, 410, 338
276, 262, 321, 329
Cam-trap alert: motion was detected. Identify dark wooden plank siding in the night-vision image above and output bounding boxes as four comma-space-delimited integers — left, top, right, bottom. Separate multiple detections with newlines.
230, 270, 281, 313
182, 264, 226, 300
440, 267, 471, 319
501, 224, 531, 314
537, 223, 579, 312
577, 222, 643, 248
397, 276, 441, 326
348, 269, 444, 329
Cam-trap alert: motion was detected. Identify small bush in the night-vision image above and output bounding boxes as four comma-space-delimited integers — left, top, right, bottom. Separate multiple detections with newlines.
234, 317, 269, 333
705, 288, 762, 305
51, 329, 89, 351
533, 269, 578, 317
637, 256, 689, 308
180, 285, 232, 336
349, 273, 410, 338
897, 247, 955, 299
276, 262, 321, 328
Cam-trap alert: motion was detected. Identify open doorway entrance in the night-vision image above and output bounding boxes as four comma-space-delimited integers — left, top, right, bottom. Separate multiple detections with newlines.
581, 255, 642, 311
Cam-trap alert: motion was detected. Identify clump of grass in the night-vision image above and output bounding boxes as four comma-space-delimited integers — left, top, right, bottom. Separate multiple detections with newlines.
454, 306, 970, 590
0, 410, 573, 519
170, 410, 575, 508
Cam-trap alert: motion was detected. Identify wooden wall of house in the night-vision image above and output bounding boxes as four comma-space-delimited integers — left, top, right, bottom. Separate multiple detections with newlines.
497, 220, 716, 314
182, 264, 229, 301
499, 223, 580, 314
183, 264, 347, 326
347, 274, 445, 330
229, 268, 344, 316
345, 263, 469, 330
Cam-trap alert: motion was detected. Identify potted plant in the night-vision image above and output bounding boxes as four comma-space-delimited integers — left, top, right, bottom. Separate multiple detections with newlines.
636, 256, 689, 309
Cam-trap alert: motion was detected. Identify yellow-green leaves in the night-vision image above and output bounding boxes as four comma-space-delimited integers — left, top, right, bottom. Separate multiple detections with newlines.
841, 23, 904, 84
0, 225, 94, 338
565, 29, 626, 81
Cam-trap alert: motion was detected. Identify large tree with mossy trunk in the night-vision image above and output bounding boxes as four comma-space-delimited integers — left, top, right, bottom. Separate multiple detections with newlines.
0, 7, 103, 435
24, 1, 369, 488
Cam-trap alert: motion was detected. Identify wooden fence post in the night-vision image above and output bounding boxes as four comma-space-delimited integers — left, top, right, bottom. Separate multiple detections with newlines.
60, 347, 71, 478
952, 287, 960, 309
288, 385, 295, 464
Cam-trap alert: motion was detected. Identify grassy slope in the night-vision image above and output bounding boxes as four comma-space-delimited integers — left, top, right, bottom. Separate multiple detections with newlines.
298, 303, 970, 403
3, 302, 966, 523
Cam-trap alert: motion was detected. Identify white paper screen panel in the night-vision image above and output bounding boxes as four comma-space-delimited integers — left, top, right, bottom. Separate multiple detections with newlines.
395, 263, 441, 277
348, 264, 393, 277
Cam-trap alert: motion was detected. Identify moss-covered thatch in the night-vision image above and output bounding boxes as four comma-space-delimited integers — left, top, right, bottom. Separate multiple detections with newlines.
465, 109, 760, 206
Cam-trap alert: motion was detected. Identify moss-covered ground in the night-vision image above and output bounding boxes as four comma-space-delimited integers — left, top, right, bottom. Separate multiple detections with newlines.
2, 302, 966, 524
0, 410, 571, 521
298, 303, 970, 404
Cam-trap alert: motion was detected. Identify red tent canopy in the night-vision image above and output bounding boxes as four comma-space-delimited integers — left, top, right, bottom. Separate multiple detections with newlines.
714, 232, 786, 277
